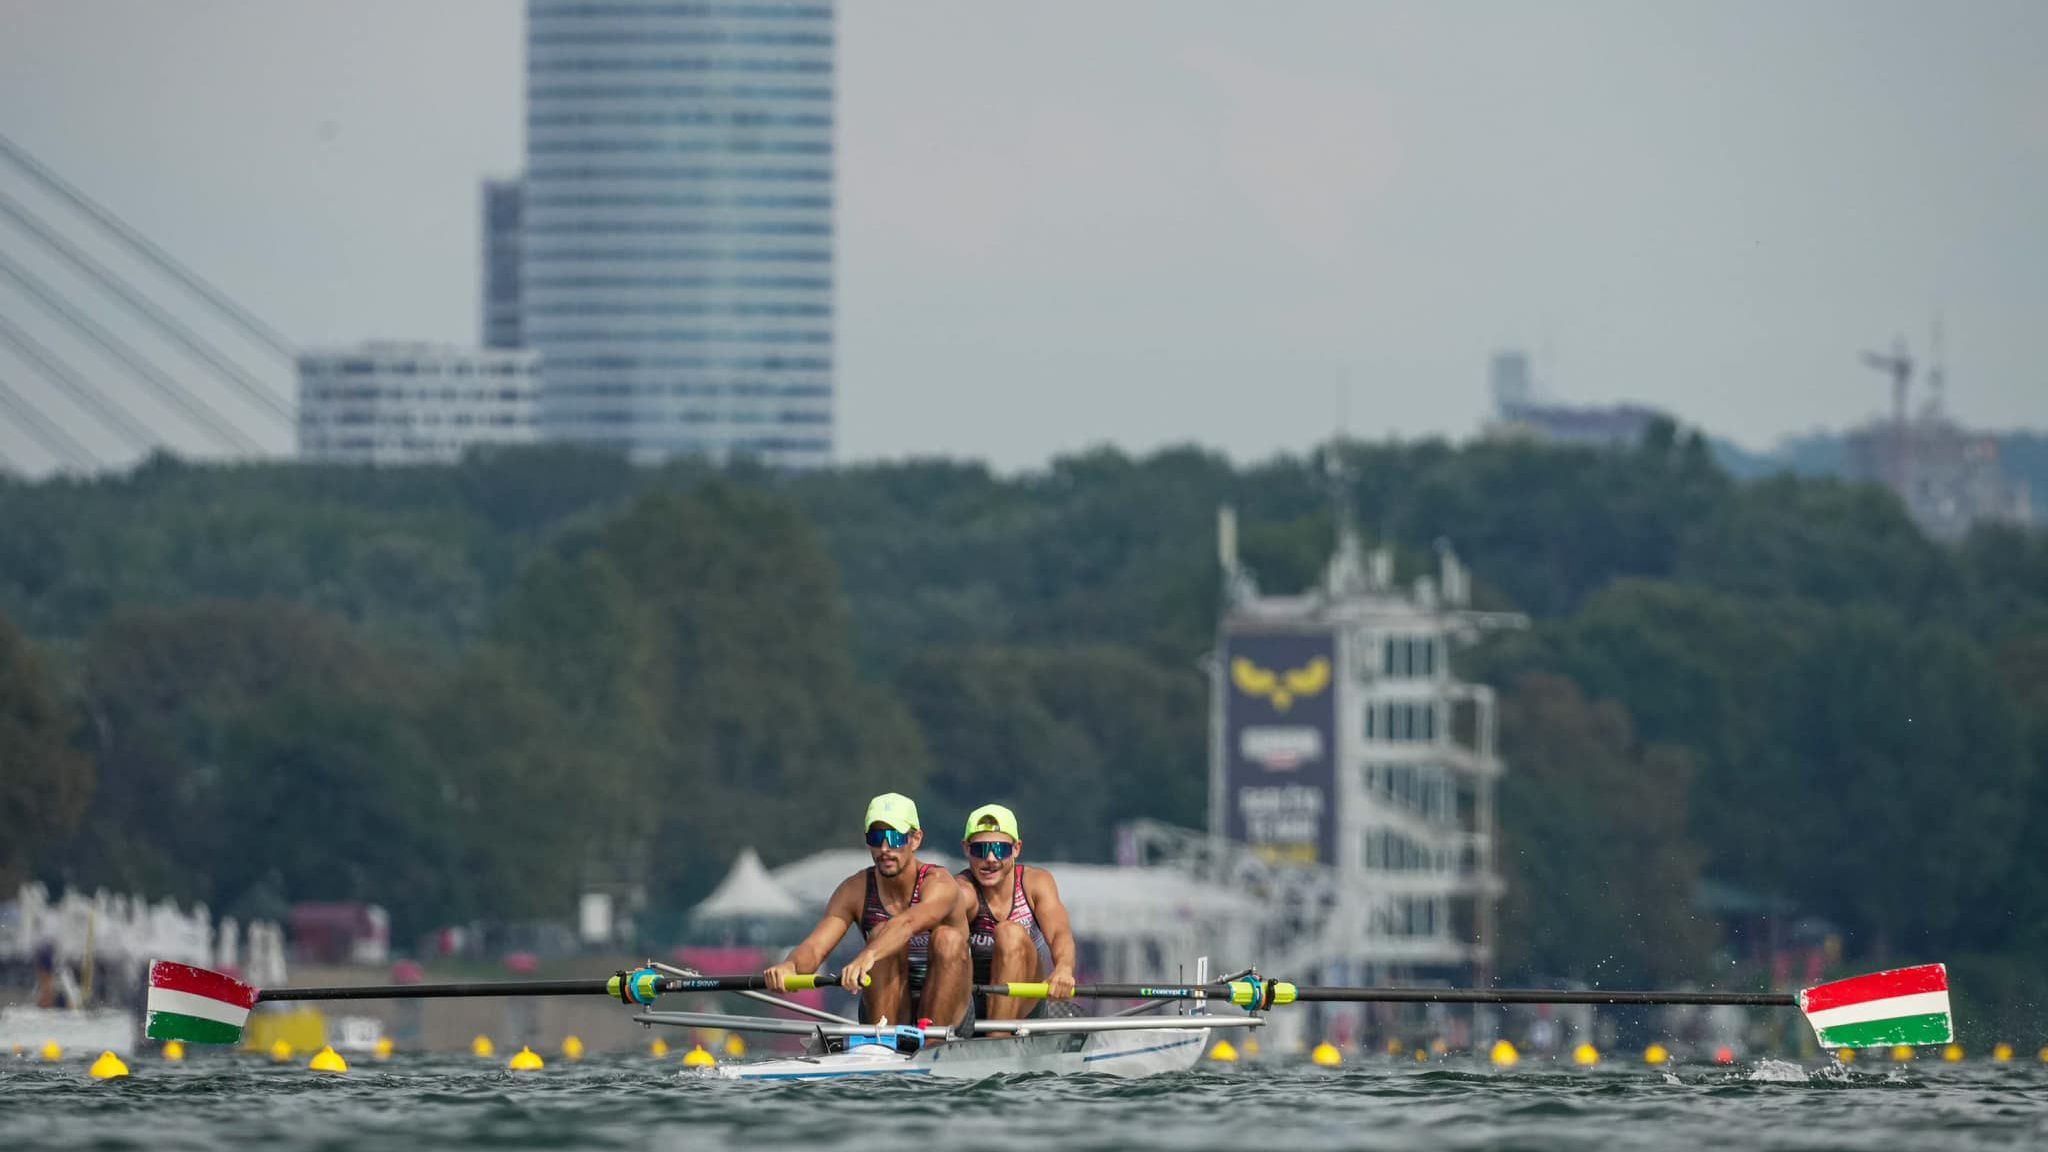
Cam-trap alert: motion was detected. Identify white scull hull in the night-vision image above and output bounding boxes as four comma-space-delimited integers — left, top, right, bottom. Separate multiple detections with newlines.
712, 1025, 1212, 1082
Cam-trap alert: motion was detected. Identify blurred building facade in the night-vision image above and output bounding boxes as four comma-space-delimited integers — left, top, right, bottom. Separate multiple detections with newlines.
1484, 349, 1669, 448
297, 342, 540, 465
521, 0, 836, 467
481, 178, 524, 350
1846, 417, 2032, 539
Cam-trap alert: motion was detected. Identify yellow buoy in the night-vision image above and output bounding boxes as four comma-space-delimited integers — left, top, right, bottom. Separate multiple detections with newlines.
1572, 1043, 1599, 1066
650, 1037, 670, 1059
308, 1046, 348, 1074
723, 1033, 746, 1058
162, 1041, 186, 1062
373, 1037, 394, 1060
471, 1035, 495, 1059
1891, 1045, 1915, 1062
2037, 1046, 2048, 1063
1942, 1044, 1964, 1063
1643, 1043, 1670, 1067
1311, 1042, 1342, 1067
1243, 1037, 1260, 1058
269, 1039, 295, 1064
1413, 1047, 1428, 1063
509, 1046, 544, 1072
89, 1051, 130, 1080
40, 1042, 63, 1063
1992, 1043, 2013, 1062
682, 1044, 716, 1068
1209, 1039, 1239, 1063
1835, 1048, 1855, 1063
1385, 1038, 1405, 1057
1430, 1038, 1448, 1056
562, 1035, 585, 1062
1489, 1039, 1519, 1067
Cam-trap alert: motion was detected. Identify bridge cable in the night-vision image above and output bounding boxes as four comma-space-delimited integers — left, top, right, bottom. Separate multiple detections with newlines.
0, 188, 292, 423
0, 309, 158, 452
0, 250, 263, 453
0, 371, 100, 470
0, 132, 295, 359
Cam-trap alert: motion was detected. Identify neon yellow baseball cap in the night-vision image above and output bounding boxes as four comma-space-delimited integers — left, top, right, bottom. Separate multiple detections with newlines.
963, 803, 1020, 841
864, 792, 921, 833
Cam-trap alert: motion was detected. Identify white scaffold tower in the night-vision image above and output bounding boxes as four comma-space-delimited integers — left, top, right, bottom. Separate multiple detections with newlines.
1125, 489, 1524, 1052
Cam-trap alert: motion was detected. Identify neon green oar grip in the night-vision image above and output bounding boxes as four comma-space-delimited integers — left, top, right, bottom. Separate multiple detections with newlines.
784, 973, 871, 991
1003, 982, 1052, 1000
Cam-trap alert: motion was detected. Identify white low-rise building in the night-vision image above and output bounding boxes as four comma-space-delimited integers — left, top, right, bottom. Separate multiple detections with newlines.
297, 342, 540, 465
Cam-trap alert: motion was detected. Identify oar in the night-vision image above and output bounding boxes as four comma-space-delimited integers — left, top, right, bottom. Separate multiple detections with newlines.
981, 981, 1791, 1007
144, 960, 859, 1045
980, 963, 1955, 1050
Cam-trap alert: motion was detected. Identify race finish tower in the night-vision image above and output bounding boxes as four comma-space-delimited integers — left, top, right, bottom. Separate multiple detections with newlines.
1128, 492, 1524, 1052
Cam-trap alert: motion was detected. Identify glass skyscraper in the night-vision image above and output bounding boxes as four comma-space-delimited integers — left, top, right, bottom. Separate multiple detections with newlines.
524, 0, 835, 467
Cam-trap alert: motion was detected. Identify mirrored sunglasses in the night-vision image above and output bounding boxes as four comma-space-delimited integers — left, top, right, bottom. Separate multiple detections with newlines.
865, 827, 911, 849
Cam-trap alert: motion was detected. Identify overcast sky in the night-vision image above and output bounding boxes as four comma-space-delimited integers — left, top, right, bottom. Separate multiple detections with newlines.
1, 0, 2043, 472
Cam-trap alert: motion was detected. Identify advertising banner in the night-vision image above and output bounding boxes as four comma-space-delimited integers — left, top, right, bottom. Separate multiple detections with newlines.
1221, 628, 1338, 866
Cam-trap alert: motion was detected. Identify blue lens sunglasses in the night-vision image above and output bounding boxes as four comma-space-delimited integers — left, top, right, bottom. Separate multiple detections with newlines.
865, 827, 911, 849
967, 840, 1015, 861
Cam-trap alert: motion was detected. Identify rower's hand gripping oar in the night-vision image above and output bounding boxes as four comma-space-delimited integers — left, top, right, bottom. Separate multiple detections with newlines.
143, 959, 866, 1045
980, 963, 1953, 1050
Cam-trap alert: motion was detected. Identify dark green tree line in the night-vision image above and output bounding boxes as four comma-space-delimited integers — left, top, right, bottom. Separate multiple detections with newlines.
0, 435, 2039, 993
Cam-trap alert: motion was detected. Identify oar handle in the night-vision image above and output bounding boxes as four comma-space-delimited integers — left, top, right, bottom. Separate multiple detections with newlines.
979, 981, 1292, 1007
660, 973, 856, 994
980, 982, 1797, 1009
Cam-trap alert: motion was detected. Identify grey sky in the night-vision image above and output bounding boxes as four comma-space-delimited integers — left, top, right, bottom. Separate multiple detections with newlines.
1, 0, 2042, 472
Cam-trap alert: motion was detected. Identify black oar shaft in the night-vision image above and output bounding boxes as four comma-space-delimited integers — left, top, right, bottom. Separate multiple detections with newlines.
982, 982, 1795, 1008
1290, 987, 1795, 1008
259, 979, 609, 1003
254, 972, 852, 1004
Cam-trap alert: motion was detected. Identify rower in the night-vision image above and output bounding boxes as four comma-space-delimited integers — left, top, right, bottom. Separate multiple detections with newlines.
764, 793, 970, 1027
955, 803, 1076, 1021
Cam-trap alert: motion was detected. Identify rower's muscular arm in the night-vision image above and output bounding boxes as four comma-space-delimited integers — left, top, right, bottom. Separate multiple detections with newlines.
839, 876, 961, 993
856, 875, 960, 966
764, 875, 861, 991
1027, 869, 1078, 998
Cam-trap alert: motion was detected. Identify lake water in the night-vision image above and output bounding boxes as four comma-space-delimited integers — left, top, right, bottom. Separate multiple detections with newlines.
3, 1051, 2042, 1151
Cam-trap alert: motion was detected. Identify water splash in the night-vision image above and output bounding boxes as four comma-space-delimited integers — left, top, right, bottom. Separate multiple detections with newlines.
1745, 1059, 1810, 1083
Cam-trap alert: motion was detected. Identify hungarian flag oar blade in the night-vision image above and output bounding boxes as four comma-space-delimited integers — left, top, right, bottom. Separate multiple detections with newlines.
146, 961, 260, 1044
144, 960, 858, 1045
1797, 963, 1951, 1049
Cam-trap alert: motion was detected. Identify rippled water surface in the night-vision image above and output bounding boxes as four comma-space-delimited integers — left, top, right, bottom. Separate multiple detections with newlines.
4, 1053, 2044, 1151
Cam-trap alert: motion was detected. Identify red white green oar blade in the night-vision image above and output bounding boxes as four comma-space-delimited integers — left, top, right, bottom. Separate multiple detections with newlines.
146, 960, 258, 1044
1797, 963, 1951, 1049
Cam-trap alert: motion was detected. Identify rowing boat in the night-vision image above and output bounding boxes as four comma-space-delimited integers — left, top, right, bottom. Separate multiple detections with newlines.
634, 957, 1253, 1081
653, 1015, 1243, 1081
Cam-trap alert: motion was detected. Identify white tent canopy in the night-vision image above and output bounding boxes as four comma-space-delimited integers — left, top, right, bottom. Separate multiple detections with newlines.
771, 849, 872, 908
692, 848, 806, 921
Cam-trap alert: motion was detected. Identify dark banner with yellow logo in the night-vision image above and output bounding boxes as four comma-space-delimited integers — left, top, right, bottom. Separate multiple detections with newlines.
1221, 628, 1338, 866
